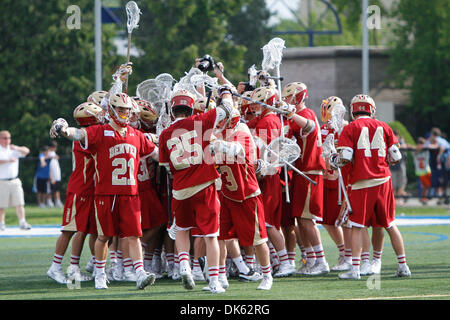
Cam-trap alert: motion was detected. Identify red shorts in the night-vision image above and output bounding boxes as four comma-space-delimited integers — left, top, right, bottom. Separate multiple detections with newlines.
140, 188, 168, 230
94, 195, 142, 238
348, 180, 395, 228
280, 190, 295, 228
62, 193, 97, 235
259, 174, 282, 229
319, 187, 341, 225
172, 184, 220, 237
219, 195, 267, 247
291, 174, 323, 221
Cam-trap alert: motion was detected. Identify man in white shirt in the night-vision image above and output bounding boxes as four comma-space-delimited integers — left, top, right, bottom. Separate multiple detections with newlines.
0, 130, 31, 230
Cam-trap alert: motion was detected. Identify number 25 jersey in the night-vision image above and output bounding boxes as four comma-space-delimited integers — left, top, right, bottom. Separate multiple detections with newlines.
338, 116, 398, 184
83, 124, 156, 195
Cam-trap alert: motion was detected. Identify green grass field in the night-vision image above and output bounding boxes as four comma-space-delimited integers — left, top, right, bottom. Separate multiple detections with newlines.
1, 206, 449, 301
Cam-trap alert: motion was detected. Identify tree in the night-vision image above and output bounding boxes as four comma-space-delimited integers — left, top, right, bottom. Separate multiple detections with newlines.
0, 0, 121, 156
126, 0, 273, 94
388, 0, 450, 137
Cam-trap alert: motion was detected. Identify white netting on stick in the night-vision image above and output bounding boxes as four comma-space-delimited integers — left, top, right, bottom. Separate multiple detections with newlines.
263, 137, 301, 168
173, 67, 205, 98
126, 1, 141, 33
322, 133, 337, 159
329, 104, 347, 135
261, 37, 286, 72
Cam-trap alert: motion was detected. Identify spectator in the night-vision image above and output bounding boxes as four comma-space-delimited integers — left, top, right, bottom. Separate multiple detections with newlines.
35, 145, 51, 208
0, 130, 32, 230
390, 130, 408, 205
48, 141, 63, 208
413, 137, 432, 204
425, 128, 449, 204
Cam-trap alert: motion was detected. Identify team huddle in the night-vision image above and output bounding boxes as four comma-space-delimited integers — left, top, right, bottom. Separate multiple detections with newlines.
46, 57, 411, 293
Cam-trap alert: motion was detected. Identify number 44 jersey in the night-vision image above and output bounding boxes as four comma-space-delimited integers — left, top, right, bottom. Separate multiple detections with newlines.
338, 116, 398, 185
83, 124, 156, 195
158, 109, 220, 200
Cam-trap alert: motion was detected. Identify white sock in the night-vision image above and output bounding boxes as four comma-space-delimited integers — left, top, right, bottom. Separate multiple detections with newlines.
232, 256, 250, 274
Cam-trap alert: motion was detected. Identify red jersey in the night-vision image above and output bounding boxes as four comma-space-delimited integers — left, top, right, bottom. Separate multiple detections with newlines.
158, 109, 219, 196
290, 106, 326, 172
137, 157, 158, 192
217, 123, 260, 202
338, 116, 398, 184
83, 124, 156, 195
66, 141, 95, 195
248, 113, 281, 147
320, 123, 339, 189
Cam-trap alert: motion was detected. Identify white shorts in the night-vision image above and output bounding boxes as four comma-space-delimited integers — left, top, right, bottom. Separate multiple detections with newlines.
0, 178, 25, 209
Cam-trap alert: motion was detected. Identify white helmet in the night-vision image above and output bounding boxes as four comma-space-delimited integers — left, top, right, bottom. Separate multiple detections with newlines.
281, 82, 308, 105
193, 97, 216, 115
250, 86, 277, 117
320, 96, 344, 123
73, 102, 103, 127
108, 92, 135, 127
350, 94, 376, 120
170, 89, 196, 117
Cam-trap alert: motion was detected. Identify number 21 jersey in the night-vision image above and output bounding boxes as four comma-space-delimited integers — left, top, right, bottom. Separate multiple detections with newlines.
83, 124, 156, 195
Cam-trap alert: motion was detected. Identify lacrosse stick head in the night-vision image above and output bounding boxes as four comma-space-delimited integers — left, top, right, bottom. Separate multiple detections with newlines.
261, 37, 286, 72
126, 1, 141, 34
322, 133, 337, 159
248, 65, 258, 87
281, 82, 308, 106
263, 137, 301, 168
329, 103, 347, 135
320, 96, 344, 123
73, 102, 103, 127
173, 67, 205, 99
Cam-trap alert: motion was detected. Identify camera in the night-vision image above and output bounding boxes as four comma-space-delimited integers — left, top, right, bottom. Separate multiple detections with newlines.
198, 54, 215, 72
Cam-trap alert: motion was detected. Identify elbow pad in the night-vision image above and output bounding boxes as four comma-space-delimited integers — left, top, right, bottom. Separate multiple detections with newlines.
387, 144, 402, 164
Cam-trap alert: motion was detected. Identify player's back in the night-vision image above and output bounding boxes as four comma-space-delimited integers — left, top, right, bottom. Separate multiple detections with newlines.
159, 110, 219, 198
218, 122, 260, 201
338, 116, 397, 184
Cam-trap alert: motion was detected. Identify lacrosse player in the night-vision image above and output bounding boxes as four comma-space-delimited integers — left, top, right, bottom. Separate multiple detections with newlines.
158, 87, 234, 294
331, 94, 411, 279
281, 82, 330, 276
50, 91, 159, 290
213, 107, 274, 290
247, 86, 296, 278
47, 101, 103, 285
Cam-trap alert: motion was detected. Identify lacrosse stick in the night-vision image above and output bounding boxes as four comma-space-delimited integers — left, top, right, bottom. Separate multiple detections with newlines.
262, 37, 292, 201
248, 65, 258, 88
190, 74, 290, 116
124, 1, 141, 93
262, 137, 317, 185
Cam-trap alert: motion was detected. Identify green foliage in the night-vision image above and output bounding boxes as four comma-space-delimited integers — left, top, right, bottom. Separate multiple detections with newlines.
388, 121, 416, 146
388, 0, 450, 136
0, 0, 121, 157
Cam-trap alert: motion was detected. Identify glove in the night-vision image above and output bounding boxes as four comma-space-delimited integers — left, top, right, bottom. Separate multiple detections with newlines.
114, 62, 133, 82
278, 102, 296, 119
144, 133, 159, 145
49, 118, 68, 138
329, 153, 340, 170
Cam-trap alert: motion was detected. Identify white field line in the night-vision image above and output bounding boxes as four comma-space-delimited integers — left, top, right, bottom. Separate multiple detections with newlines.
348, 293, 450, 300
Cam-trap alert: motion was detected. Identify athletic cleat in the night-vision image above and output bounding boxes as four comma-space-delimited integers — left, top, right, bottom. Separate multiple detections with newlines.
239, 269, 263, 282
204, 281, 226, 294
371, 259, 382, 274
257, 275, 273, 290
219, 274, 229, 289
47, 267, 68, 284
19, 221, 32, 230
395, 264, 411, 277
172, 265, 181, 281
338, 270, 361, 280
360, 260, 374, 276
304, 261, 330, 276
192, 268, 206, 281
273, 263, 296, 278
112, 262, 124, 281
331, 259, 352, 272
123, 270, 137, 282
181, 271, 195, 290
67, 264, 93, 282
136, 271, 156, 290
95, 272, 109, 289
85, 258, 95, 273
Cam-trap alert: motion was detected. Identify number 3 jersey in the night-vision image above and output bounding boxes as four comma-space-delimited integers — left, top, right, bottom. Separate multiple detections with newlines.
338, 116, 398, 185
159, 109, 219, 200
82, 124, 156, 195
